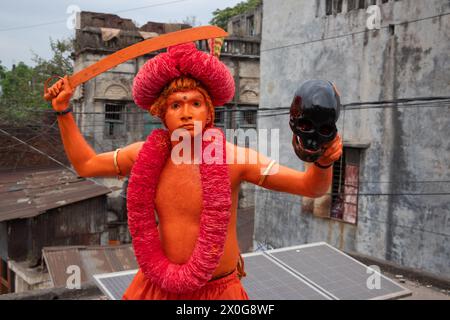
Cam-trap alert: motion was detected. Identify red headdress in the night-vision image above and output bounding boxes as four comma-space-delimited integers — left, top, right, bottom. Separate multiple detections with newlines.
132, 42, 235, 109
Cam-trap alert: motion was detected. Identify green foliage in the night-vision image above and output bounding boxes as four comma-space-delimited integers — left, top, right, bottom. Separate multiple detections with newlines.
0, 38, 74, 125
210, 0, 262, 30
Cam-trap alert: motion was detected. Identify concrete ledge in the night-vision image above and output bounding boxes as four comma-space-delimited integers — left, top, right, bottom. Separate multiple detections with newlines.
0, 282, 102, 300
346, 251, 450, 291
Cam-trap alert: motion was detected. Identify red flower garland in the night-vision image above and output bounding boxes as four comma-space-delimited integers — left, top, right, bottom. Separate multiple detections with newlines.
127, 128, 232, 294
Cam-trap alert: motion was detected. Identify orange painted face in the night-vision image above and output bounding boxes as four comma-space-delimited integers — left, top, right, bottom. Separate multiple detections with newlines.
164, 89, 210, 137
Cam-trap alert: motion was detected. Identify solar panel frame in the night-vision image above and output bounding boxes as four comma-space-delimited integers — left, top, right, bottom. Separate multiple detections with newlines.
92, 242, 412, 300
94, 269, 138, 300
241, 251, 332, 300
265, 242, 412, 300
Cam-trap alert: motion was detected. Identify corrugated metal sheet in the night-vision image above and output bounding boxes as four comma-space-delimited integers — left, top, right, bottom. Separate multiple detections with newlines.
42, 245, 138, 288
0, 168, 111, 222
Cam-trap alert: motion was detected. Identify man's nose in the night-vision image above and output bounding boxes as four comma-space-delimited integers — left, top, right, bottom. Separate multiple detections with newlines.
180, 104, 193, 121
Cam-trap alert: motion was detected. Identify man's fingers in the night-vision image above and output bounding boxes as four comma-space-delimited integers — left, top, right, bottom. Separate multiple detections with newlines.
323, 134, 340, 149
62, 76, 73, 93
49, 87, 57, 96
322, 139, 342, 158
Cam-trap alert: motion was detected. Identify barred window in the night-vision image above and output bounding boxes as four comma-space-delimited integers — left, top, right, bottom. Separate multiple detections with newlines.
330, 147, 361, 225
214, 108, 226, 130
326, 0, 344, 15
105, 103, 126, 138
242, 110, 257, 126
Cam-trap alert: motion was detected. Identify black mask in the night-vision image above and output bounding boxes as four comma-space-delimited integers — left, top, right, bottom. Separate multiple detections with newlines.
289, 80, 341, 162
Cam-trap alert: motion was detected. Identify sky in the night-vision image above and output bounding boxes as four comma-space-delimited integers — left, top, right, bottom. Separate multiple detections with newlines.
0, 0, 243, 68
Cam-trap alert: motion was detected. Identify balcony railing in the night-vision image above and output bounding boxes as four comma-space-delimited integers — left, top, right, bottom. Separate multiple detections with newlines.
197, 37, 260, 57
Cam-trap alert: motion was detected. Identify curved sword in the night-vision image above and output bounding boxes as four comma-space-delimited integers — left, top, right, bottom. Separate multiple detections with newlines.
44, 25, 227, 101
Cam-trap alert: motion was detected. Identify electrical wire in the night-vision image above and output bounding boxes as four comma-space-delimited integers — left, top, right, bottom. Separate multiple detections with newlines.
0, 0, 191, 32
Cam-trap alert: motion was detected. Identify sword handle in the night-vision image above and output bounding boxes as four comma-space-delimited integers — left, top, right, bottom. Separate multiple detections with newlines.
43, 75, 65, 101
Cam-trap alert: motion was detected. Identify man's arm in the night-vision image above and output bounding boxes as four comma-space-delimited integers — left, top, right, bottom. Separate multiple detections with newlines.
49, 76, 142, 177
238, 135, 342, 198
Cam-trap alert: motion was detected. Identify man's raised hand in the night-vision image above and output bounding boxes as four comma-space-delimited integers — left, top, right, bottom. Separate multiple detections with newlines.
316, 134, 343, 168
49, 76, 74, 112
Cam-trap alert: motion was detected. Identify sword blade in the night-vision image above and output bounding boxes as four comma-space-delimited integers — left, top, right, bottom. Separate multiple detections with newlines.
44, 25, 227, 101
70, 25, 227, 87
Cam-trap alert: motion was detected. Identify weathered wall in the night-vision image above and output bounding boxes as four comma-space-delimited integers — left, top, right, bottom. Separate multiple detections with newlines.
256, 0, 450, 276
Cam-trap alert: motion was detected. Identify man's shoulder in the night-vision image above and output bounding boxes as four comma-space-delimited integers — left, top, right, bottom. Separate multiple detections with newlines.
123, 141, 145, 162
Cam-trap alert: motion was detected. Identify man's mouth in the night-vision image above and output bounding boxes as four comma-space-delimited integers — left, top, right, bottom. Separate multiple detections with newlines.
180, 124, 195, 129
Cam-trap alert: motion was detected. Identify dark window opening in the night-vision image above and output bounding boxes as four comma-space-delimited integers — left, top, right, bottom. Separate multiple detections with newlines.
247, 15, 255, 36
232, 20, 241, 36
347, 0, 356, 11
389, 24, 395, 35
242, 110, 257, 126
215, 110, 224, 124
214, 109, 225, 129
330, 147, 361, 225
336, 0, 343, 13
326, 0, 333, 15
105, 103, 125, 138
358, 0, 366, 9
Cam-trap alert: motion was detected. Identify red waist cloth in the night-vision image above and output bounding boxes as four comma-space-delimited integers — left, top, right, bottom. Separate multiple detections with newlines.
122, 268, 249, 300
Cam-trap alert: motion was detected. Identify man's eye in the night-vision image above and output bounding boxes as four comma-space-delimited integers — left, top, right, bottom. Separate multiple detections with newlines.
193, 101, 201, 107
171, 103, 180, 109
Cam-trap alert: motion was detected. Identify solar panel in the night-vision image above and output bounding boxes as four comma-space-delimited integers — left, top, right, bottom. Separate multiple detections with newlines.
94, 270, 138, 300
266, 242, 411, 300
93, 242, 411, 300
240, 253, 330, 300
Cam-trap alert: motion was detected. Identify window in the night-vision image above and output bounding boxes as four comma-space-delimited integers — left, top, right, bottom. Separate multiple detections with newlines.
347, 0, 356, 11
232, 20, 241, 36
326, 0, 343, 15
330, 147, 361, 224
214, 108, 225, 129
105, 103, 126, 138
241, 110, 257, 127
358, 0, 366, 9
336, 0, 343, 13
247, 15, 255, 36
326, 0, 333, 15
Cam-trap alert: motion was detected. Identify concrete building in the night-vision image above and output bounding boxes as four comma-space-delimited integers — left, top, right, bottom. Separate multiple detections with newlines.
256, 0, 449, 277
227, 4, 263, 38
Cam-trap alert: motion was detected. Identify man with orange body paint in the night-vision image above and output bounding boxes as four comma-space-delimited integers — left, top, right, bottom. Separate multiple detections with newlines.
47, 42, 343, 300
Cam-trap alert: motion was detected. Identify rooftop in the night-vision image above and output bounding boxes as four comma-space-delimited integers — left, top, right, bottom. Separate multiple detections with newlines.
0, 168, 111, 222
